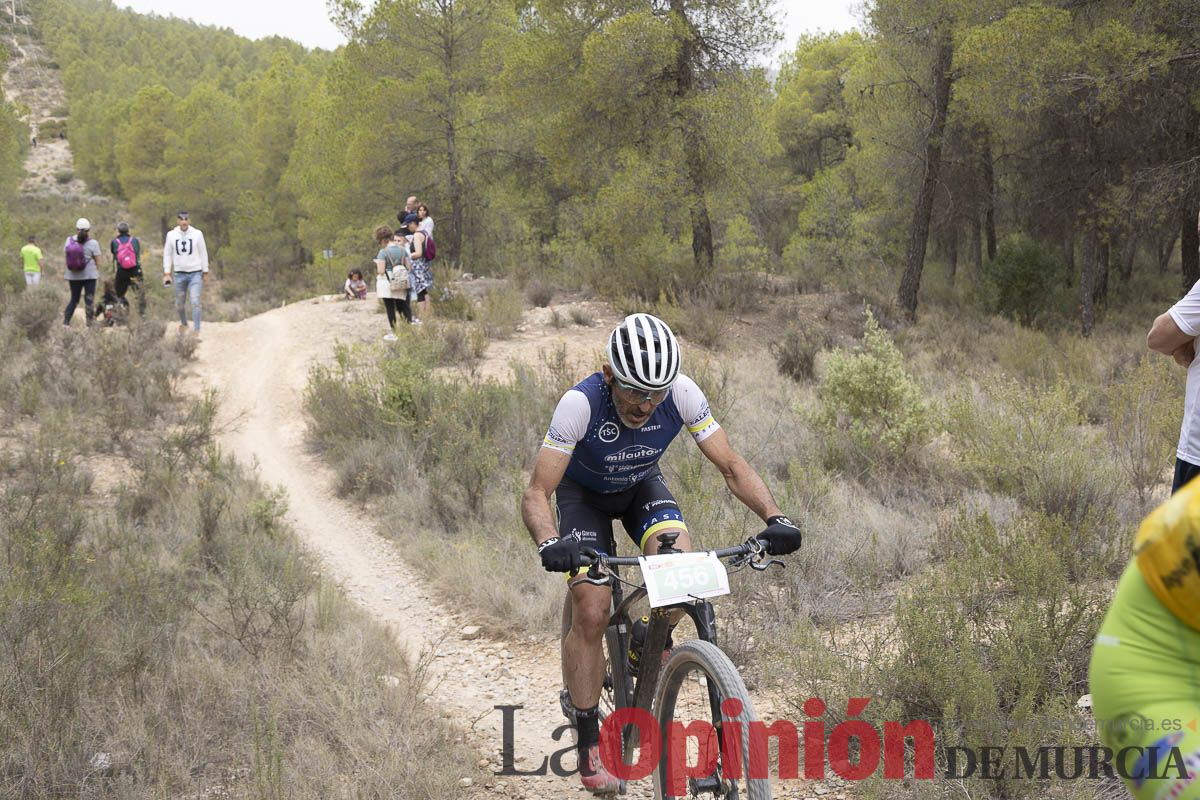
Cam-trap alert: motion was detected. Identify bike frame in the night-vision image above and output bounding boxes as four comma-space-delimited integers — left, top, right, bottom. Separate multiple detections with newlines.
604, 569, 728, 769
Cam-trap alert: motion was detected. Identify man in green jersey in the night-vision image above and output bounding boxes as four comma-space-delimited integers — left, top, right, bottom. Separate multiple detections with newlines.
1090, 481, 1200, 799
20, 235, 44, 285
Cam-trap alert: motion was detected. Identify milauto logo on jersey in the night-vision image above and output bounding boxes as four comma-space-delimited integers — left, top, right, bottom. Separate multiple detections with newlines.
493, 701, 1197, 792
604, 445, 661, 463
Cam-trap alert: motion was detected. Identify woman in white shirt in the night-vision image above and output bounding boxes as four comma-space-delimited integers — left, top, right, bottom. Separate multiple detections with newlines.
417, 204, 434, 235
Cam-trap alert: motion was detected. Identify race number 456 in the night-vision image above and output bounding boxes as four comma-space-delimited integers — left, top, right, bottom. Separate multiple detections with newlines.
639, 552, 730, 607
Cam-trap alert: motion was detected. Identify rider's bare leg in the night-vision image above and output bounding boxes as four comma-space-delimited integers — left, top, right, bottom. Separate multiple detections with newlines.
563, 579, 612, 708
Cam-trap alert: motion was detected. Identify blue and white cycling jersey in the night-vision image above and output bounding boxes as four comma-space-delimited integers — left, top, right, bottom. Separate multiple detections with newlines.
542, 372, 721, 493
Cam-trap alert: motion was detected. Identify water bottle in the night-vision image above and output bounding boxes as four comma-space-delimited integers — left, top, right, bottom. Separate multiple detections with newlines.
627, 615, 650, 674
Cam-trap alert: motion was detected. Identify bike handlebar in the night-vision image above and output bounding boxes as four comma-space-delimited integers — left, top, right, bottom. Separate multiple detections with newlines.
578, 536, 767, 568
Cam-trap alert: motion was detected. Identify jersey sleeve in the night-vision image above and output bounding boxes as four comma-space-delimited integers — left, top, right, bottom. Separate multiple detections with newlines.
672, 374, 721, 443
542, 389, 591, 455
1170, 280, 1200, 336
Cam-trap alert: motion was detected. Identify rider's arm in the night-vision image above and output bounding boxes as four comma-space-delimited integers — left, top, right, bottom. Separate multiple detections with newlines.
697, 429, 782, 523
522, 389, 589, 545
522, 447, 571, 546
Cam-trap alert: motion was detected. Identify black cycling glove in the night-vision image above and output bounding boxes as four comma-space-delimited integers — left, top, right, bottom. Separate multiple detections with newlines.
538, 535, 586, 573
757, 515, 803, 556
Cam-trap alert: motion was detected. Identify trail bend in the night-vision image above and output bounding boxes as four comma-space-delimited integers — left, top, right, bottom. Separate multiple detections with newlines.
184, 296, 626, 799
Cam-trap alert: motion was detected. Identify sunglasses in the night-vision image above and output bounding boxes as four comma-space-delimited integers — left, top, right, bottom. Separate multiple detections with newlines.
613, 378, 670, 404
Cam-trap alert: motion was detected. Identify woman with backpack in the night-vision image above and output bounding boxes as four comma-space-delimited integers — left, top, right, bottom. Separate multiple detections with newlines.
373, 225, 412, 339
402, 213, 434, 322
62, 218, 103, 328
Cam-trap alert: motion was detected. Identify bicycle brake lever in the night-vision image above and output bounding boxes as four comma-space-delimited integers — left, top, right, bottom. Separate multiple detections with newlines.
575, 547, 610, 585
749, 558, 785, 572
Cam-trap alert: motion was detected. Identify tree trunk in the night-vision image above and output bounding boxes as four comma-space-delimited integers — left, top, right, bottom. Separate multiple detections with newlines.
1080, 225, 1099, 336
970, 216, 983, 284
1062, 230, 1075, 279
1094, 236, 1109, 306
1160, 231, 1179, 274
1119, 235, 1137, 284
670, 0, 713, 275
446, 117, 464, 269
981, 135, 997, 261
898, 34, 954, 321
1183, 201, 1200, 293
947, 221, 958, 284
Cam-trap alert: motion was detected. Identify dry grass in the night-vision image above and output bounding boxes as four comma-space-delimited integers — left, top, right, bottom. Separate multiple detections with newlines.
0, 294, 473, 799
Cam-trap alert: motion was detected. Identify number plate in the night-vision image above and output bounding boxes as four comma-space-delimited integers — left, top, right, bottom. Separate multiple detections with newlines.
639, 552, 730, 608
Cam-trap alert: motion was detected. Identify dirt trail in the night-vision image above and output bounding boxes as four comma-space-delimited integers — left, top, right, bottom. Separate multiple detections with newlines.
185, 296, 637, 799
1, 4, 91, 197
185, 293, 841, 799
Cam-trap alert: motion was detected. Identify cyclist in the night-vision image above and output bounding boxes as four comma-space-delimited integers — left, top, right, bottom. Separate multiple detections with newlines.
521, 312, 802, 794
1089, 480, 1200, 798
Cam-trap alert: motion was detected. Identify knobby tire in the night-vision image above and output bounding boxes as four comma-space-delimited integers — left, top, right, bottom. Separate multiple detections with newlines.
652, 640, 771, 800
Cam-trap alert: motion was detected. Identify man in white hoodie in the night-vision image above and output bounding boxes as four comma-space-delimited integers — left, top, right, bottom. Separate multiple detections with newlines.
163, 211, 209, 335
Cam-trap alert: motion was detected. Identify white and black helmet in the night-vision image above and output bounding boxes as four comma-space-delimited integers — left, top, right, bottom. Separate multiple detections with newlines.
607, 313, 681, 392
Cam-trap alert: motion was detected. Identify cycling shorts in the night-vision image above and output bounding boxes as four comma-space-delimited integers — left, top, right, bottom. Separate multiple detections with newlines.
553, 468, 687, 558
1089, 562, 1200, 799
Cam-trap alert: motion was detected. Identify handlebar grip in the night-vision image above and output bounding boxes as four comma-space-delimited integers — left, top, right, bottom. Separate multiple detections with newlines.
579, 546, 600, 564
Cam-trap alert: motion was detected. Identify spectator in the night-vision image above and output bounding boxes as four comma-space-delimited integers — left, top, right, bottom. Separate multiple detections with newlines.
344, 269, 368, 300
62, 218, 102, 328
397, 195, 418, 226
20, 234, 44, 286
374, 225, 412, 339
163, 211, 209, 336
1149, 285, 1200, 491
417, 203, 434, 235
110, 221, 145, 315
402, 213, 433, 323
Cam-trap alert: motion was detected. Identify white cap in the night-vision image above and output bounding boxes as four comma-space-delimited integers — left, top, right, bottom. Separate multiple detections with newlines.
75, 218, 91, 230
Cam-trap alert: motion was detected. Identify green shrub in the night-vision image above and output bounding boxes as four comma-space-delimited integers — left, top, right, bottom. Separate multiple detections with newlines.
1106, 354, 1183, 502
981, 234, 1069, 326
770, 325, 827, 382
478, 286, 523, 339
815, 310, 930, 462
3, 285, 60, 341
435, 288, 474, 321
886, 510, 1111, 795
569, 306, 594, 326
945, 377, 1123, 526
525, 280, 554, 307
653, 291, 728, 351
54, 170, 74, 184
430, 320, 488, 369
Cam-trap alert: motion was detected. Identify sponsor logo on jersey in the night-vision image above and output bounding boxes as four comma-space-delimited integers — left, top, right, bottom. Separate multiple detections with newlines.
1133, 732, 1184, 788
546, 426, 571, 445
640, 424, 662, 432
643, 498, 675, 512
598, 421, 620, 443
690, 405, 712, 427
603, 445, 662, 464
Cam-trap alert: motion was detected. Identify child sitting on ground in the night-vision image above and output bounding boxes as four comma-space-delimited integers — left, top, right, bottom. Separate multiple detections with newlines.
94, 279, 128, 327
344, 269, 368, 300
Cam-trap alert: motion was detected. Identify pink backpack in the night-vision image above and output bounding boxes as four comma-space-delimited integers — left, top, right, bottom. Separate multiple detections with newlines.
115, 237, 138, 269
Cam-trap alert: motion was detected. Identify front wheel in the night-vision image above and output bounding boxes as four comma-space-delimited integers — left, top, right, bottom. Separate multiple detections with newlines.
652, 640, 771, 800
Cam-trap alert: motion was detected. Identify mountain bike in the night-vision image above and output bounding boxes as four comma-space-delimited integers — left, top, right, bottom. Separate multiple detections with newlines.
559, 530, 784, 799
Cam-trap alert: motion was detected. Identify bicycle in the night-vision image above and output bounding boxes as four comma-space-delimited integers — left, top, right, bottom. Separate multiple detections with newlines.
559, 530, 784, 799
